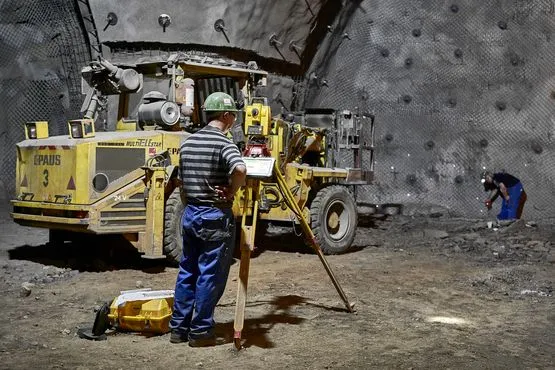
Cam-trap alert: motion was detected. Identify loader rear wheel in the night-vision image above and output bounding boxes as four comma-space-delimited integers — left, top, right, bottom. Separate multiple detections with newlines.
164, 188, 184, 266
310, 185, 357, 255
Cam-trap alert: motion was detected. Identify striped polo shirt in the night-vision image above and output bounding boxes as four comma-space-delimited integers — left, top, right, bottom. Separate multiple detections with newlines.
178, 124, 245, 207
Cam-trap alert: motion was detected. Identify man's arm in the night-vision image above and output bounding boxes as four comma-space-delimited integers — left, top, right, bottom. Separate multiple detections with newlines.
485, 188, 499, 209
215, 143, 246, 201
173, 177, 183, 188
214, 165, 245, 201
489, 189, 500, 202
498, 182, 509, 200
229, 164, 247, 195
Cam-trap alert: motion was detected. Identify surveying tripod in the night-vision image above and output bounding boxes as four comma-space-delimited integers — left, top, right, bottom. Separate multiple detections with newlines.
232, 158, 355, 350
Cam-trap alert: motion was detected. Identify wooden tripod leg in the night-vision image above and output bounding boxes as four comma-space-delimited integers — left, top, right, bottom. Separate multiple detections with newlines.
233, 235, 251, 349
233, 179, 259, 350
273, 162, 355, 313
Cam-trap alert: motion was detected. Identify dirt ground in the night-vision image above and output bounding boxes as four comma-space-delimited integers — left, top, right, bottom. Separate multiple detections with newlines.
0, 202, 553, 369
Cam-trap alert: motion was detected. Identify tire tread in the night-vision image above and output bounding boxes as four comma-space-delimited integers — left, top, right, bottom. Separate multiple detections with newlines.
163, 188, 183, 265
310, 185, 357, 255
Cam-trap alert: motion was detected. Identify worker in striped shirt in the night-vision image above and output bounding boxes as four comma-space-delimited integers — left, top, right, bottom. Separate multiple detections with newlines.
170, 92, 246, 347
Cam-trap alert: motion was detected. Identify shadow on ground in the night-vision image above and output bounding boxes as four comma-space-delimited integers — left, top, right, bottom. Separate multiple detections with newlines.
8, 235, 167, 272
214, 294, 339, 349
7, 216, 387, 272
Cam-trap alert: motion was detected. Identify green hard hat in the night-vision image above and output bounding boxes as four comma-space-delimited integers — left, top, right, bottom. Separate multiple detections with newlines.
203, 92, 238, 112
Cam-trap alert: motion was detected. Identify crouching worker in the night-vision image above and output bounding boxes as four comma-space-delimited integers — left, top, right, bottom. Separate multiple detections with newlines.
170, 92, 246, 347
482, 171, 527, 220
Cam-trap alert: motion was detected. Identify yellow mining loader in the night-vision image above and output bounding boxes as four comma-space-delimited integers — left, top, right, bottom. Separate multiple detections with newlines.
12, 53, 264, 263
11, 53, 375, 266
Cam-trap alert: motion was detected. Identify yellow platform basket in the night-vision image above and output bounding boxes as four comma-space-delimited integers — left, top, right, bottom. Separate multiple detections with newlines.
108, 289, 174, 334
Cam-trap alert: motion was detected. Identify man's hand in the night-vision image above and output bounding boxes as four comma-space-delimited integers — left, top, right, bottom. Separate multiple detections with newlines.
214, 185, 235, 201
485, 199, 492, 210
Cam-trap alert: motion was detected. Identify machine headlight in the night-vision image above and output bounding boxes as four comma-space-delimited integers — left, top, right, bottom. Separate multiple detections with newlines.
27, 125, 37, 139
71, 123, 83, 138
68, 119, 95, 139
25, 121, 49, 139
92, 173, 109, 192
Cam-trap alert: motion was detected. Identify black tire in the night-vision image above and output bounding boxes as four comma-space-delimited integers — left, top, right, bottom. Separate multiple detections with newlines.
163, 188, 184, 266
310, 185, 358, 255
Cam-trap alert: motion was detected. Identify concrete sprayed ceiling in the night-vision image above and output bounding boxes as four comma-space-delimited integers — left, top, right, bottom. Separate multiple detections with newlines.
88, 0, 339, 73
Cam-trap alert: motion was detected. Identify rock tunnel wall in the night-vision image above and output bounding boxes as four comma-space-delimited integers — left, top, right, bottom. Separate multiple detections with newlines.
91, 0, 332, 74
0, 0, 91, 200
304, 0, 555, 219
0, 0, 554, 221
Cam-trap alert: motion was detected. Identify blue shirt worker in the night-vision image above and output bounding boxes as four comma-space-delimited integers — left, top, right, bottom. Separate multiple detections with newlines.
170, 92, 246, 347
482, 171, 527, 220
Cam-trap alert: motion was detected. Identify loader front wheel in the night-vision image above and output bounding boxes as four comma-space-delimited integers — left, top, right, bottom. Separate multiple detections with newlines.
310, 185, 357, 255
164, 189, 184, 266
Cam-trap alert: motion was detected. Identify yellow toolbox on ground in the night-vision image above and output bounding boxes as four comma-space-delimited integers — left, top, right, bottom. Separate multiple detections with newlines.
108, 289, 174, 334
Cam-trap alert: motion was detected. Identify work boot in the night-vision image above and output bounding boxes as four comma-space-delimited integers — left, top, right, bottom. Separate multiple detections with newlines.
169, 330, 189, 344
188, 335, 225, 347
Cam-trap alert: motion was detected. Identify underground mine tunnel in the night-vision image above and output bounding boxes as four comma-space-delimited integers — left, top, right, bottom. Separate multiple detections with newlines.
0, 2, 554, 369
0, 0, 553, 219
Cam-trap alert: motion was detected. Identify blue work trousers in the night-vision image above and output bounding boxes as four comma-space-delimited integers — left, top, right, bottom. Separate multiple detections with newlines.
169, 204, 235, 339
498, 182, 525, 220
